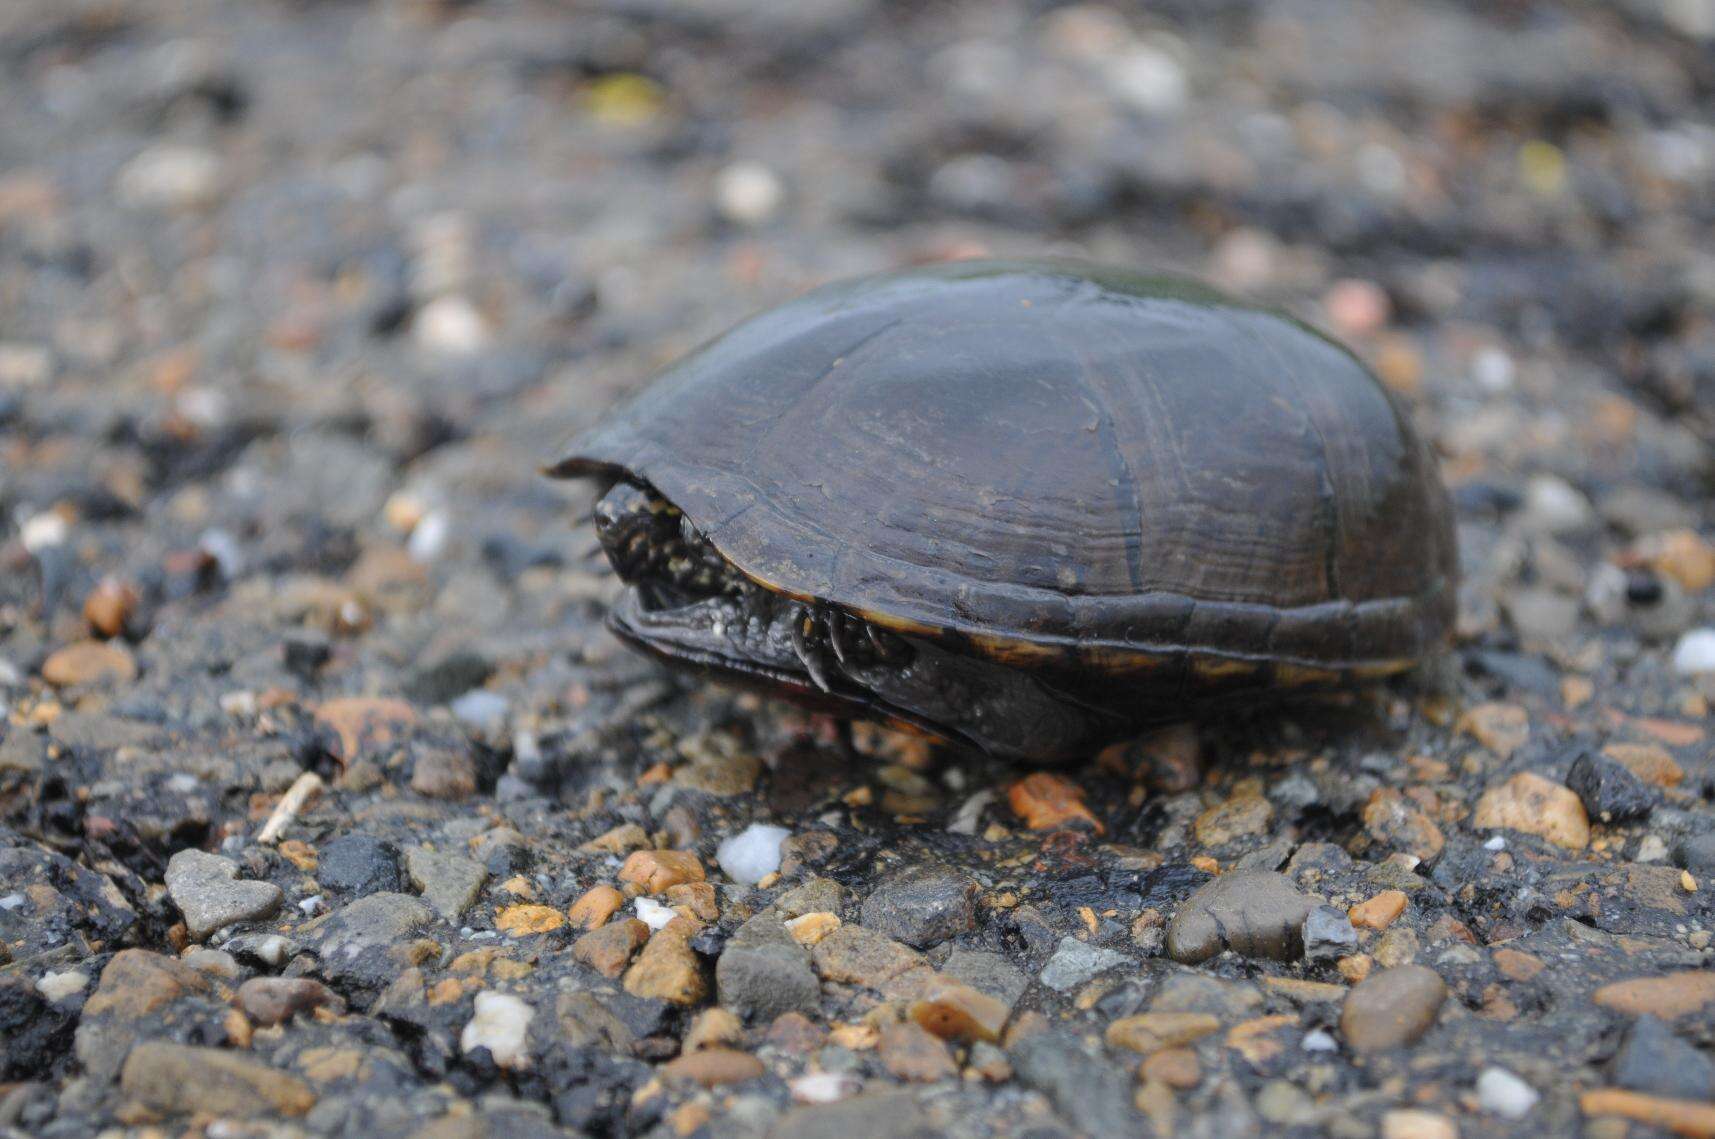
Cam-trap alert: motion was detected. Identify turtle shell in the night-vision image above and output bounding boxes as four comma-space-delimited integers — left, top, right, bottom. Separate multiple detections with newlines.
552, 258, 1457, 677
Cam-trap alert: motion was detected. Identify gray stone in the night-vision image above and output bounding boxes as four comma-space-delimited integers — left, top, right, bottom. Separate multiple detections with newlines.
775, 876, 845, 918
1302, 905, 1359, 962
860, 864, 976, 949
1166, 870, 1315, 964
1610, 1014, 1715, 1101
165, 850, 283, 941
1009, 1032, 1142, 1136
1673, 831, 1715, 875
768, 1091, 928, 1139
405, 846, 489, 921
942, 947, 1029, 1009
302, 893, 437, 991
717, 912, 821, 1020
317, 833, 404, 896
1038, 937, 1130, 993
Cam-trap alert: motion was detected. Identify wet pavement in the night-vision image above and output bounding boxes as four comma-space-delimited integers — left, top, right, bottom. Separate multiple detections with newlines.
2, 1, 1714, 1136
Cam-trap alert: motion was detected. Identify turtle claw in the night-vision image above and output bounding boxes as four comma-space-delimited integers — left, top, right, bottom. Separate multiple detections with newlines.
789, 608, 835, 693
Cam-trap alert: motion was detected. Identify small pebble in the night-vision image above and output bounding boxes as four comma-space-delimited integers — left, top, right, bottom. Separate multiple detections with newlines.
635, 897, 675, 931
460, 990, 533, 1069
716, 824, 791, 885
1672, 628, 1715, 674
1476, 1067, 1539, 1119
714, 162, 785, 225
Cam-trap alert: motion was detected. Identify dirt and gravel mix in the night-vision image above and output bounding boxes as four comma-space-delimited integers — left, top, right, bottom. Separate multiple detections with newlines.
3, 1, 1715, 1136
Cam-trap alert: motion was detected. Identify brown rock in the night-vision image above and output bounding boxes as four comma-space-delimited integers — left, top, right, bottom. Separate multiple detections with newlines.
1007, 772, 1103, 833
659, 1047, 764, 1087
1339, 965, 1446, 1052
1193, 790, 1273, 847
624, 923, 707, 1005
1602, 743, 1685, 788
1593, 972, 1715, 1019
1642, 528, 1715, 593
1492, 948, 1545, 982
664, 880, 719, 922
1225, 1014, 1296, 1069
237, 977, 344, 1026
568, 885, 625, 930
583, 823, 650, 854
83, 949, 212, 1020
572, 918, 650, 978
315, 697, 417, 763
121, 1042, 316, 1118
764, 1011, 827, 1054
1349, 889, 1409, 931
683, 1007, 744, 1052
1473, 772, 1590, 850
1580, 1088, 1715, 1137
876, 1020, 957, 1082
1130, 723, 1202, 792
41, 640, 137, 687
619, 850, 705, 895
496, 904, 565, 936
1361, 788, 1445, 863
909, 976, 1008, 1043
1106, 1011, 1220, 1055
1141, 1047, 1201, 1089
785, 911, 841, 947
1458, 702, 1530, 758
811, 925, 931, 994
83, 578, 139, 639
410, 749, 477, 800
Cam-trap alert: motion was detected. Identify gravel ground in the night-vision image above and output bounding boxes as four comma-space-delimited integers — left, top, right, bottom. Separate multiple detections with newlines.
3, 1, 1715, 1136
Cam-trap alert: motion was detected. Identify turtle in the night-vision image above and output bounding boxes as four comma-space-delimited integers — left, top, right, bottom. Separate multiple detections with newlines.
549, 258, 1457, 761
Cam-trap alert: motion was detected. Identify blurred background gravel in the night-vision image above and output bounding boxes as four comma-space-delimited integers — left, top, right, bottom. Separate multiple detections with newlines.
2, 2, 1714, 1137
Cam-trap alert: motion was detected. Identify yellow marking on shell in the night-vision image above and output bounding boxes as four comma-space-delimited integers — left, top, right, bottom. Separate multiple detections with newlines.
1272, 664, 1343, 688
1077, 646, 1174, 674
967, 634, 1068, 668
862, 610, 945, 639
1347, 659, 1416, 682
1190, 656, 1261, 683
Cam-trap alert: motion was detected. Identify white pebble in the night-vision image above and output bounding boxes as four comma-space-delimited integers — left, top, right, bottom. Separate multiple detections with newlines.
1521, 475, 1594, 535
451, 690, 508, 731
461, 990, 534, 1070
118, 144, 223, 209
1476, 1067, 1539, 1119
1483, 835, 1508, 852
717, 823, 791, 885
1672, 628, 1715, 674
1635, 835, 1669, 863
414, 296, 490, 354
635, 896, 676, 931
297, 895, 325, 915
250, 934, 292, 967
0, 342, 52, 386
407, 510, 450, 563
20, 511, 68, 554
199, 528, 243, 579
1104, 43, 1188, 114
789, 1071, 862, 1105
1301, 1028, 1338, 1053
1471, 346, 1516, 393
715, 161, 785, 226
0, 894, 25, 911
36, 970, 88, 1001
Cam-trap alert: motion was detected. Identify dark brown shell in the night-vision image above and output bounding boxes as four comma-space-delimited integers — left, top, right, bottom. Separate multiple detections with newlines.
553, 259, 1457, 674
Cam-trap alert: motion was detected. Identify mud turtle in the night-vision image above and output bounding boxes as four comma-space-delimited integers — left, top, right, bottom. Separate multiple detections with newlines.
550, 259, 1457, 760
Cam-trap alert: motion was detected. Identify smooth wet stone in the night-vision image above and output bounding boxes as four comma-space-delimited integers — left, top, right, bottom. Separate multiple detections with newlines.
1166, 871, 1316, 964
1339, 965, 1447, 1052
